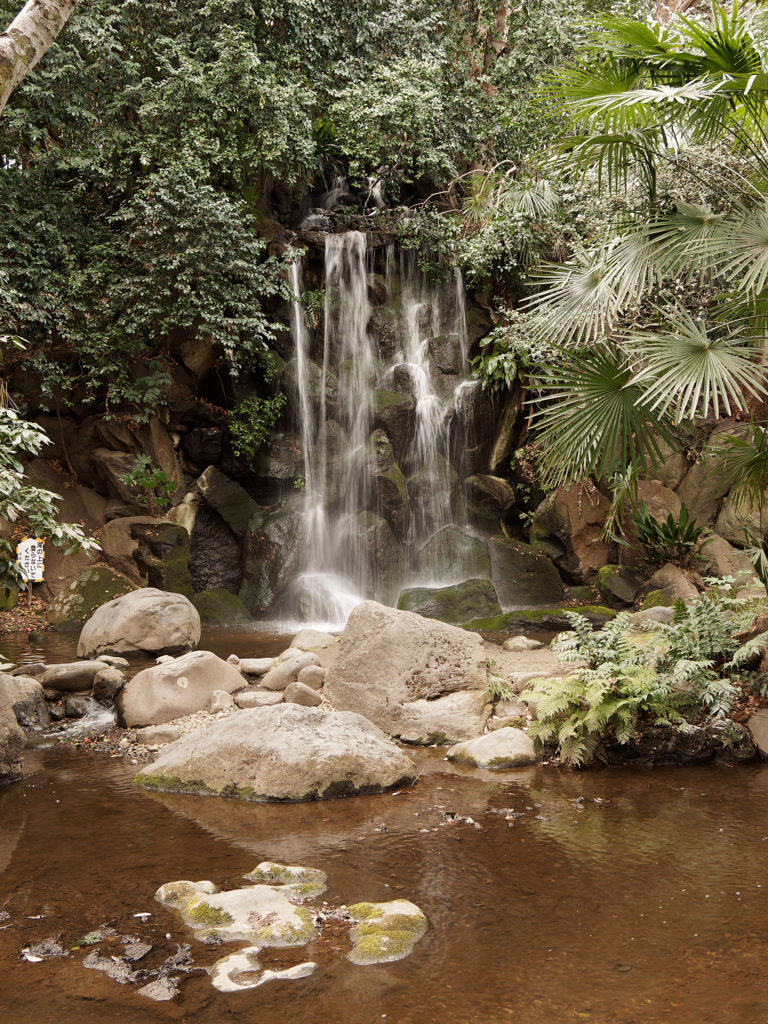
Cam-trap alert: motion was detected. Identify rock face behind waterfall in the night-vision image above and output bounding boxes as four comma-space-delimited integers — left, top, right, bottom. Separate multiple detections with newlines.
78, 588, 201, 658
323, 601, 490, 743
134, 704, 416, 801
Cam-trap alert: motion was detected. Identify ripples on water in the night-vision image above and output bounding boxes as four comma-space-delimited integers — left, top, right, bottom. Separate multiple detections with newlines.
2, 628, 768, 1022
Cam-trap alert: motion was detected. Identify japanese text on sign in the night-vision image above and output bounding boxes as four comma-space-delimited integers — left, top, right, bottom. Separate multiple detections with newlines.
16, 538, 45, 582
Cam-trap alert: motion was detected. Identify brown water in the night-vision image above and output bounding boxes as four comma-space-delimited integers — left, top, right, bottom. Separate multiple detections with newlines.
3, 628, 768, 1022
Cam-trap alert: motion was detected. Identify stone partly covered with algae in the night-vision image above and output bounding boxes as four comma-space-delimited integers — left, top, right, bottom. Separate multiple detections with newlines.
243, 861, 328, 899
210, 946, 317, 993
154, 879, 316, 946
346, 900, 428, 965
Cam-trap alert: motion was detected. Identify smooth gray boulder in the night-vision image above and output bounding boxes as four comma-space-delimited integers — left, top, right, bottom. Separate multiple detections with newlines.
134, 704, 417, 801
297, 665, 326, 690
284, 681, 322, 707
92, 667, 125, 704
136, 725, 181, 745
78, 587, 201, 658
117, 650, 245, 726
323, 601, 490, 743
291, 629, 336, 650
260, 653, 320, 691
447, 728, 538, 768
239, 658, 275, 676
42, 661, 105, 692
0, 675, 49, 729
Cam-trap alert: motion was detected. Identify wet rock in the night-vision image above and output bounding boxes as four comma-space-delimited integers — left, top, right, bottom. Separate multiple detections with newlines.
260, 653, 320, 691
211, 946, 317, 993
180, 427, 222, 472
138, 976, 179, 1001
101, 516, 193, 597
0, 687, 24, 782
347, 900, 427, 965
647, 563, 699, 603
371, 389, 415, 468
364, 431, 411, 544
0, 675, 49, 729
323, 601, 490, 743
464, 474, 516, 535
447, 729, 538, 768
243, 861, 327, 894
234, 690, 284, 709
284, 681, 323, 707
529, 484, 613, 584
406, 453, 462, 543
169, 501, 243, 594
355, 511, 407, 605
96, 655, 130, 670
595, 565, 644, 608
42, 661, 104, 692
134, 704, 416, 801
488, 536, 564, 608
397, 579, 502, 624
297, 665, 326, 689
78, 588, 201, 658
209, 690, 235, 713
197, 466, 261, 538
417, 526, 490, 582
605, 720, 756, 766
92, 667, 125, 704
64, 696, 88, 719
117, 650, 245, 727
192, 588, 252, 625
136, 725, 182, 745
462, 607, 615, 633
503, 636, 544, 652
239, 496, 308, 615
291, 629, 336, 650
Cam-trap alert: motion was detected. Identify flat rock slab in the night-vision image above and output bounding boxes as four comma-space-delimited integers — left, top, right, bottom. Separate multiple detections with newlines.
211, 947, 317, 993
78, 587, 200, 658
234, 691, 284, 709
134, 704, 417, 801
118, 650, 245, 726
447, 728, 539, 768
291, 629, 337, 650
347, 900, 428, 965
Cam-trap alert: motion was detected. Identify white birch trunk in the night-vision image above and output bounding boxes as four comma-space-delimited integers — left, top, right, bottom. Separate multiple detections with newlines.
0, 0, 78, 117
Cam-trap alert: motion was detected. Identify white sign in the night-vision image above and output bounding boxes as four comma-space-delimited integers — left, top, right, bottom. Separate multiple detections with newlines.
17, 538, 45, 582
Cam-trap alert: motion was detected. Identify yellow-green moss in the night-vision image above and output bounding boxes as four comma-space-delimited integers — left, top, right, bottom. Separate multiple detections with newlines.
348, 902, 383, 922
254, 905, 315, 946
185, 900, 234, 928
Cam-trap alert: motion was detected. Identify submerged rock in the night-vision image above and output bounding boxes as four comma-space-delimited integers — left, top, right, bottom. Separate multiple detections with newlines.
447, 728, 539, 769
243, 861, 328, 898
211, 947, 317, 993
78, 588, 201, 658
347, 900, 428, 965
134, 704, 416, 800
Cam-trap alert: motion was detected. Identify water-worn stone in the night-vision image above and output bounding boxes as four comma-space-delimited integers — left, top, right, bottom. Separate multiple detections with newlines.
647, 563, 699, 603
92, 667, 126, 704
239, 658, 275, 676
365, 431, 411, 544
64, 696, 88, 719
347, 900, 428, 966
192, 588, 252, 625
78, 588, 201, 658
397, 579, 502, 624
0, 688, 25, 782
323, 601, 490, 743
260, 653, 320, 691
117, 650, 245, 727
417, 526, 491, 583
197, 466, 261, 538
406, 453, 462, 543
168, 500, 243, 594
503, 636, 544, 652
604, 719, 755, 766
284, 681, 323, 707
595, 565, 644, 608
488, 536, 564, 608
46, 567, 140, 631
135, 725, 181, 745
291, 629, 336, 650
747, 710, 768, 758
234, 690, 284, 709
209, 689, 235, 713
134, 704, 417, 801
42, 661, 105, 692
211, 947, 317, 993
0, 675, 49, 729
529, 484, 612, 584
297, 665, 326, 689
447, 729, 538, 768
96, 655, 130, 669
371, 389, 416, 468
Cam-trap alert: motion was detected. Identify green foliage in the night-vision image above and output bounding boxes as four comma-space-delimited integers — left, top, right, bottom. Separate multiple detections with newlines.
486, 674, 516, 704
628, 500, 711, 569
118, 454, 178, 516
302, 290, 324, 330
228, 394, 286, 460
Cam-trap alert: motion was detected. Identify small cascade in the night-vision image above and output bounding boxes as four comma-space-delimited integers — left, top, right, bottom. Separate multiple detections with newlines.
286, 230, 481, 626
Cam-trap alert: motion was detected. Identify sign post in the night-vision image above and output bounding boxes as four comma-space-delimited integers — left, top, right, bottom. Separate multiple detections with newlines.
16, 537, 45, 608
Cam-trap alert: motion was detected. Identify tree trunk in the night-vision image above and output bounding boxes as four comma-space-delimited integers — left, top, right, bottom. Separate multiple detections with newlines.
0, 0, 78, 118
655, 0, 701, 24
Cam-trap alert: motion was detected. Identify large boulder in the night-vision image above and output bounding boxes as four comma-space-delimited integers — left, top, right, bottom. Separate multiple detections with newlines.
715, 491, 768, 547
239, 497, 308, 615
676, 422, 749, 525
117, 650, 246, 726
595, 565, 644, 608
463, 474, 516, 535
192, 588, 252, 625
78, 588, 201, 658
447, 728, 538, 768
0, 687, 25, 783
701, 534, 759, 585
101, 516, 193, 597
647, 563, 699, 603
417, 526, 491, 582
168, 499, 242, 594
529, 484, 613, 584
488, 536, 564, 608
323, 601, 491, 743
42, 661, 106, 692
0, 675, 49, 729
197, 466, 261, 538
134, 704, 417, 800
46, 566, 139, 630
397, 579, 502, 624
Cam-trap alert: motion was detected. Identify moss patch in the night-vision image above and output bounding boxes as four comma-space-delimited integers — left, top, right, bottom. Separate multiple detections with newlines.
462, 606, 615, 632
185, 900, 234, 928
641, 588, 673, 610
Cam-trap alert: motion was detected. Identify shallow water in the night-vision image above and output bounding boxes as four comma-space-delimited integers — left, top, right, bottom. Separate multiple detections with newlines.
3, 628, 768, 1022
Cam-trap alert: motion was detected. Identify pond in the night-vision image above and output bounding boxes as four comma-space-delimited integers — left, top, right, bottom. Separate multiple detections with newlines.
2, 627, 768, 1023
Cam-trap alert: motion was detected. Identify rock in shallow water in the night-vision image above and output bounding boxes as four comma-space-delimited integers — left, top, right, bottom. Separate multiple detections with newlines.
78, 587, 201, 658
134, 704, 417, 800
347, 900, 428, 965
447, 728, 539, 768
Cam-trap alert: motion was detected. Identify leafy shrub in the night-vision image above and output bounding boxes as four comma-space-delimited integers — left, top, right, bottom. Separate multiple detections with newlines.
119, 454, 178, 515
629, 500, 711, 568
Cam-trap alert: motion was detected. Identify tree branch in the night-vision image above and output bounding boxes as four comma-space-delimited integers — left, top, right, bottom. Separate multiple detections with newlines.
0, 0, 78, 118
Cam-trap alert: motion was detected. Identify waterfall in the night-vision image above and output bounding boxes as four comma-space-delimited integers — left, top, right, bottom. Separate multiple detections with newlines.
287, 231, 478, 626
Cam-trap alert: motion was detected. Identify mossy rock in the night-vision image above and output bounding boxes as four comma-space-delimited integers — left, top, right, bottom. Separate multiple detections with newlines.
0, 585, 19, 612
192, 587, 252, 625
397, 578, 501, 624
347, 900, 428, 965
461, 606, 616, 632
243, 861, 327, 899
641, 588, 673, 610
566, 585, 599, 603
488, 535, 564, 607
131, 521, 194, 599
596, 564, 644, 608
47, 567, 139, 630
